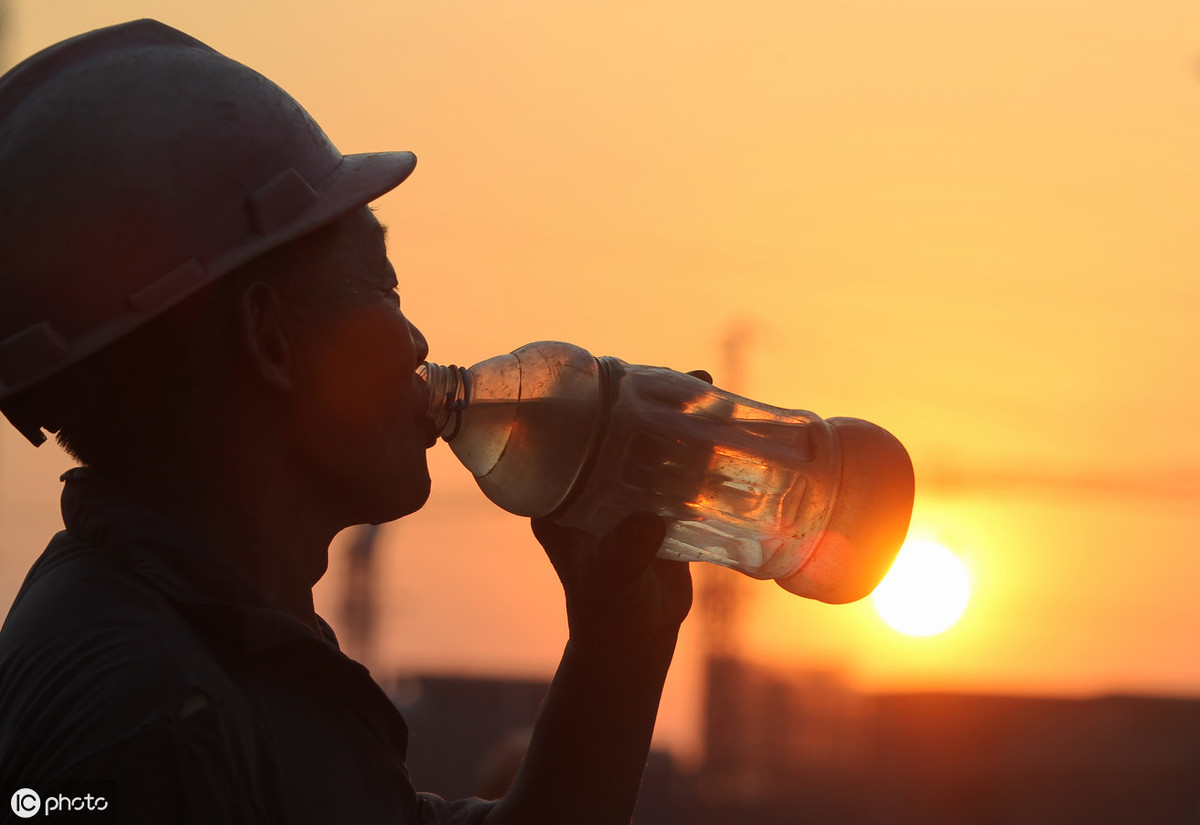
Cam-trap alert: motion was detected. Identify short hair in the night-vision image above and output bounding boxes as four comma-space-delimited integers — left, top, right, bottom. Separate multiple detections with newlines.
0, 215, 354, 473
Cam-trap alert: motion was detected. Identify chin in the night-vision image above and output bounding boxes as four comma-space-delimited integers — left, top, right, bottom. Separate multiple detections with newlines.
373, 471, 431, 524
399, 478, 432, 518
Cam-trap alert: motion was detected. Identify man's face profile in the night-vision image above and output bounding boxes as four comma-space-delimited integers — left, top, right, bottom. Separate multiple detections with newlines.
280, 206, 434, 527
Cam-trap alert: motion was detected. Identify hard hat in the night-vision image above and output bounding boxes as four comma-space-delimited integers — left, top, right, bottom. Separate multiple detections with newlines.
0, 19, 417, 422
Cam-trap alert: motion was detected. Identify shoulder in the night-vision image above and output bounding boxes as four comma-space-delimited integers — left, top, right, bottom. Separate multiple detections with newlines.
4, 530, 177, 638
1, 529, 207, 688
0, 532, 244, 785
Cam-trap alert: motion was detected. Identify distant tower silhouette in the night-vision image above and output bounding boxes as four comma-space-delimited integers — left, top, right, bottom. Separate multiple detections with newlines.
697, 321, 761, 802
696, 321, 755, 661
341, 523, 382, 667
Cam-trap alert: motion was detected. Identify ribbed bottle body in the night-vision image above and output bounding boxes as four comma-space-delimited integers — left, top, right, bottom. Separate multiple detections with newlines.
552, 361, 838, 583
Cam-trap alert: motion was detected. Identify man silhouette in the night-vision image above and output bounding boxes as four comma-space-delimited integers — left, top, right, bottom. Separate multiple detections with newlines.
0, 20, 690, 824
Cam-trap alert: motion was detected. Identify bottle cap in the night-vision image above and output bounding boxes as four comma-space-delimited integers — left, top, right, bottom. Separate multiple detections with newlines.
775, 417, 915, 603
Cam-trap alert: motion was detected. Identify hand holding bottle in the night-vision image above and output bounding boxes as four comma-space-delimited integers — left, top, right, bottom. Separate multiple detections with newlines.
496, 511, 690, 825
532, 512, 692, 654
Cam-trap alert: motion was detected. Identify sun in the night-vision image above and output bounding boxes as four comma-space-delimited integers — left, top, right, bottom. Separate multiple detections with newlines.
872, 539, 970, 637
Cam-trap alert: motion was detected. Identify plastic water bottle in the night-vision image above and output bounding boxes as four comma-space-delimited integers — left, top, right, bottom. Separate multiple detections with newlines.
420, 341, 914, 603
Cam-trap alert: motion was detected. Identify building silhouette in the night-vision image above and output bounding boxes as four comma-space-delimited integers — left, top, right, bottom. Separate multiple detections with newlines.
387, 660, 1200, 824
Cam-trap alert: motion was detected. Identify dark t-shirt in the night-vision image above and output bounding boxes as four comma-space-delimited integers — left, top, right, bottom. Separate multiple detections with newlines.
0, 468, 493, 824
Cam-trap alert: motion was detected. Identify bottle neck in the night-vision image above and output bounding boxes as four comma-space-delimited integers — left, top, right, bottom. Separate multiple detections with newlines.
417, 361, 468, 440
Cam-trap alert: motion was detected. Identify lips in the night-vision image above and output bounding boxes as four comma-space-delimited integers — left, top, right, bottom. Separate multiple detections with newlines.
412, 402, 440, 449
408, 370, 438, 448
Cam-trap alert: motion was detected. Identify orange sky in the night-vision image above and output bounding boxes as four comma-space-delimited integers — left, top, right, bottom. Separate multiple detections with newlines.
1, 0, 1198, 760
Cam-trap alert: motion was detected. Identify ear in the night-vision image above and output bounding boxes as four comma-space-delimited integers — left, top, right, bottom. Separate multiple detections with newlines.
237, 281, 294, 392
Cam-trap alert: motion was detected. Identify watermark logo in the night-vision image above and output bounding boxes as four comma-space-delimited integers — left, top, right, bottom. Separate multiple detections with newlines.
9, 788, 108, 818
10, 789, 40, 818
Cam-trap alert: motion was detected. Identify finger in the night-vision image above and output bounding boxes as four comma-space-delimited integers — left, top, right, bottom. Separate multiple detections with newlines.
651, 555, 694, 616
686, 369, 714, 385
598, 512, 667, 583
531, 515, 573, 550
531, 516, 586, 577
652, 555, 693, 597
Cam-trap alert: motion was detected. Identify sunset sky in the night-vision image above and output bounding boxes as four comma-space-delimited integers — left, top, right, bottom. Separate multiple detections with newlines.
1, 0, 1197, 760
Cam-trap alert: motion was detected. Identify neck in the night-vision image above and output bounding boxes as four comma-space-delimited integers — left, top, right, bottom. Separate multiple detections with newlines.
107, 437, 338, 633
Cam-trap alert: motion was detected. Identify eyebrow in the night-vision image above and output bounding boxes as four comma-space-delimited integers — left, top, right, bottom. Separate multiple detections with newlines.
368, 206, 390, 240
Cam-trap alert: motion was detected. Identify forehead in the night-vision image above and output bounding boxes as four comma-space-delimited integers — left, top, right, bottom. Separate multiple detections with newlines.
327, 207, 390, 274
340, 206, 388, 246
271, 207, 391, 307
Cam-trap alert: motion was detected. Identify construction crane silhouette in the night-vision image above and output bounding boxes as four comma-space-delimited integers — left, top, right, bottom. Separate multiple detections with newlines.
921, 464, 1199, 501
0, 1, 8, 69
695, 318, 1199, 802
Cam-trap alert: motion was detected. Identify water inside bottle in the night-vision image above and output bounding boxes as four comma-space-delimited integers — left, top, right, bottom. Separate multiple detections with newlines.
451, 395, 603, 516
627, 419, 827, 580
558, 368, 837, 581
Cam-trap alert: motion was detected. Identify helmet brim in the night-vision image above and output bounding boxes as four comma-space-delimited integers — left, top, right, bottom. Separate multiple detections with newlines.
211, 149, 419, 278
306, 150, 418, 238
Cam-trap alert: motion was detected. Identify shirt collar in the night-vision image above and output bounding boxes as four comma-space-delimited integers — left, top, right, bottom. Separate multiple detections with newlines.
59, 466, 339, 656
